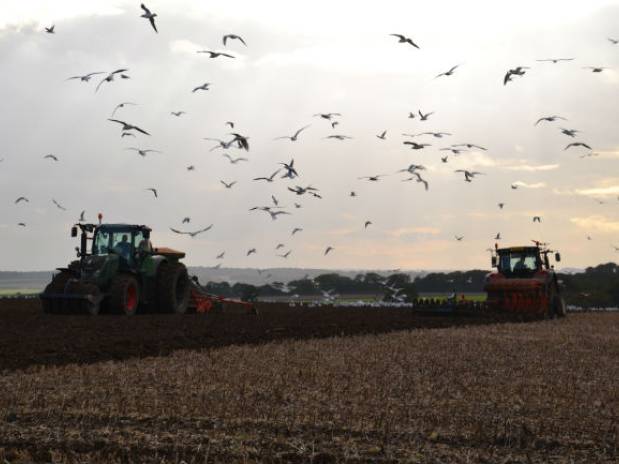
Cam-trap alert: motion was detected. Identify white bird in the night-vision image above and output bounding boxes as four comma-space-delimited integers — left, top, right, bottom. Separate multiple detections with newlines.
15, 197, 29, 204
220, 180, 237, 189
268, 210, 291, 221
565, 142, 592, 150
146, 188, 158, 198
389, 34, 420, 48
171, 111, 186, 117
418, 110, 434, 121
247, 248, 257, 256
108, 119, 150, 135
43, 154, 58, 161
44, 25, 55, 34
376, 130, 387, 140
253, 169, 280, 182
223, 154, 248, 164
96, 69, 129, 92
324, 134, 352, 140
170, 225, 213, 237
52, 199, 66, 211
140, 3, 158, 33
455, 170, 484, 182
197, 50, 235, 59
275, 125, 311, 142
324, 246, 334, 255
223, 34, 247, 46
192, 83, 212, 93
111, 102, 137, 117
535, 115, 567, 125
292, 227, 303, 235
435, 64, 460, 78
126, 147, 161, 157
313, 113, 341, 120
67, 72, 104, 82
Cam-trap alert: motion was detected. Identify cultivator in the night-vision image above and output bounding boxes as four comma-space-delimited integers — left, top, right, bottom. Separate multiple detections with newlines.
189, 277, 257, 314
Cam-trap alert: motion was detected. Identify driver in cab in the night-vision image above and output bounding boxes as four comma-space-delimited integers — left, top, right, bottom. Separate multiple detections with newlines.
114, 234, 132, 261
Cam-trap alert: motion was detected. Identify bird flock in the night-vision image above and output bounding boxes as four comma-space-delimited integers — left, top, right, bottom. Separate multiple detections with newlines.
4, 4, 619, 271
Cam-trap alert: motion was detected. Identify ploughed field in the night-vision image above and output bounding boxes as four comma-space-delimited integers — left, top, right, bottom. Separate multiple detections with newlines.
1, 301, 617, 463
0, 298, 511, 372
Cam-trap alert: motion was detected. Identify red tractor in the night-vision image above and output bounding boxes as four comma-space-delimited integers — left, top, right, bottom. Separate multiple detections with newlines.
484, 242, 566, 318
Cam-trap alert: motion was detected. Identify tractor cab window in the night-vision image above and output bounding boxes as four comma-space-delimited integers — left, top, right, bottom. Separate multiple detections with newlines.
499, 251, 539, 276
93, 231, 110, 255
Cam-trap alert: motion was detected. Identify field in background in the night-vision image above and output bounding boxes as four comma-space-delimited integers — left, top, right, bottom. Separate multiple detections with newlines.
0, 289, 39, 297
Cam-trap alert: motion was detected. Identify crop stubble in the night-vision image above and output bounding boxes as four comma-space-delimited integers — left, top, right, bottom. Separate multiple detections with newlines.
0, 300, 617, 463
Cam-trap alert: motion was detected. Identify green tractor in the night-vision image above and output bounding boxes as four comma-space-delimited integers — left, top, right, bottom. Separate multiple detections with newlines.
40, 223, 191, 315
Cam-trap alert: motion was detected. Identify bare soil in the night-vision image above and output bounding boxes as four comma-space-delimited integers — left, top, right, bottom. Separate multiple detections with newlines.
0, 298, 512, 373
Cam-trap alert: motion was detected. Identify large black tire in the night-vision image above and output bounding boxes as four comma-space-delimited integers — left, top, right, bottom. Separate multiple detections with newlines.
157, 262, 190, 314
110, 274, 140, 316
41, 272, 72, 314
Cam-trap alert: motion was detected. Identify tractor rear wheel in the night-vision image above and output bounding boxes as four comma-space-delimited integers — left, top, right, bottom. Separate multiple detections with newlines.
110, 274, 140, 316
157, 262, 190, 314
42, 272, 72, 314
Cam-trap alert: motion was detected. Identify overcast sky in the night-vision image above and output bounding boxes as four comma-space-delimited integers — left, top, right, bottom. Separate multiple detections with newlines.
1, 0, 618, 271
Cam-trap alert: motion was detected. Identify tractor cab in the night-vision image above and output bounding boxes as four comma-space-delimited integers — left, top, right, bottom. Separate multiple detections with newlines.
71, 223, 152, 271
491, 243, 561, 278
493, 246, 542, 278
91, 224, 152, 267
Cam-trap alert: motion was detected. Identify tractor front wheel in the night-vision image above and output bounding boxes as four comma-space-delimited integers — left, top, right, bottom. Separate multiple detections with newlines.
110, 274, 140, 316
157, 262, 190, 314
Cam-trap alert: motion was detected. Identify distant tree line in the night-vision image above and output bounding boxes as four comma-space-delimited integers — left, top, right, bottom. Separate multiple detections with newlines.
199, 263, 619, 306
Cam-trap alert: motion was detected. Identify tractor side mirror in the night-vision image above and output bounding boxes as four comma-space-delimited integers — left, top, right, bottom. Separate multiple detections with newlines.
555, 252, 561, 262
71, 226, 78, 237
75, 246, 80, 257
491, 256, 497, 268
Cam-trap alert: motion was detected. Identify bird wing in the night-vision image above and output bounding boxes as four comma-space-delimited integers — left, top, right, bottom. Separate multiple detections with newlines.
170, 228, 188, 235
389, 34, 404, 40
108, 118, 126, 128
149, 16, 158, 33
196, 225, 213, 234
294, 125, 310, 137
132, 125, 150, 135
141, 3, 151, 14
95, 76, 108, 92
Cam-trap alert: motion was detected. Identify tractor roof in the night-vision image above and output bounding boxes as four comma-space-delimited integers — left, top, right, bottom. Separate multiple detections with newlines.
96, 223, 152, 232
497, 246, 539, 253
